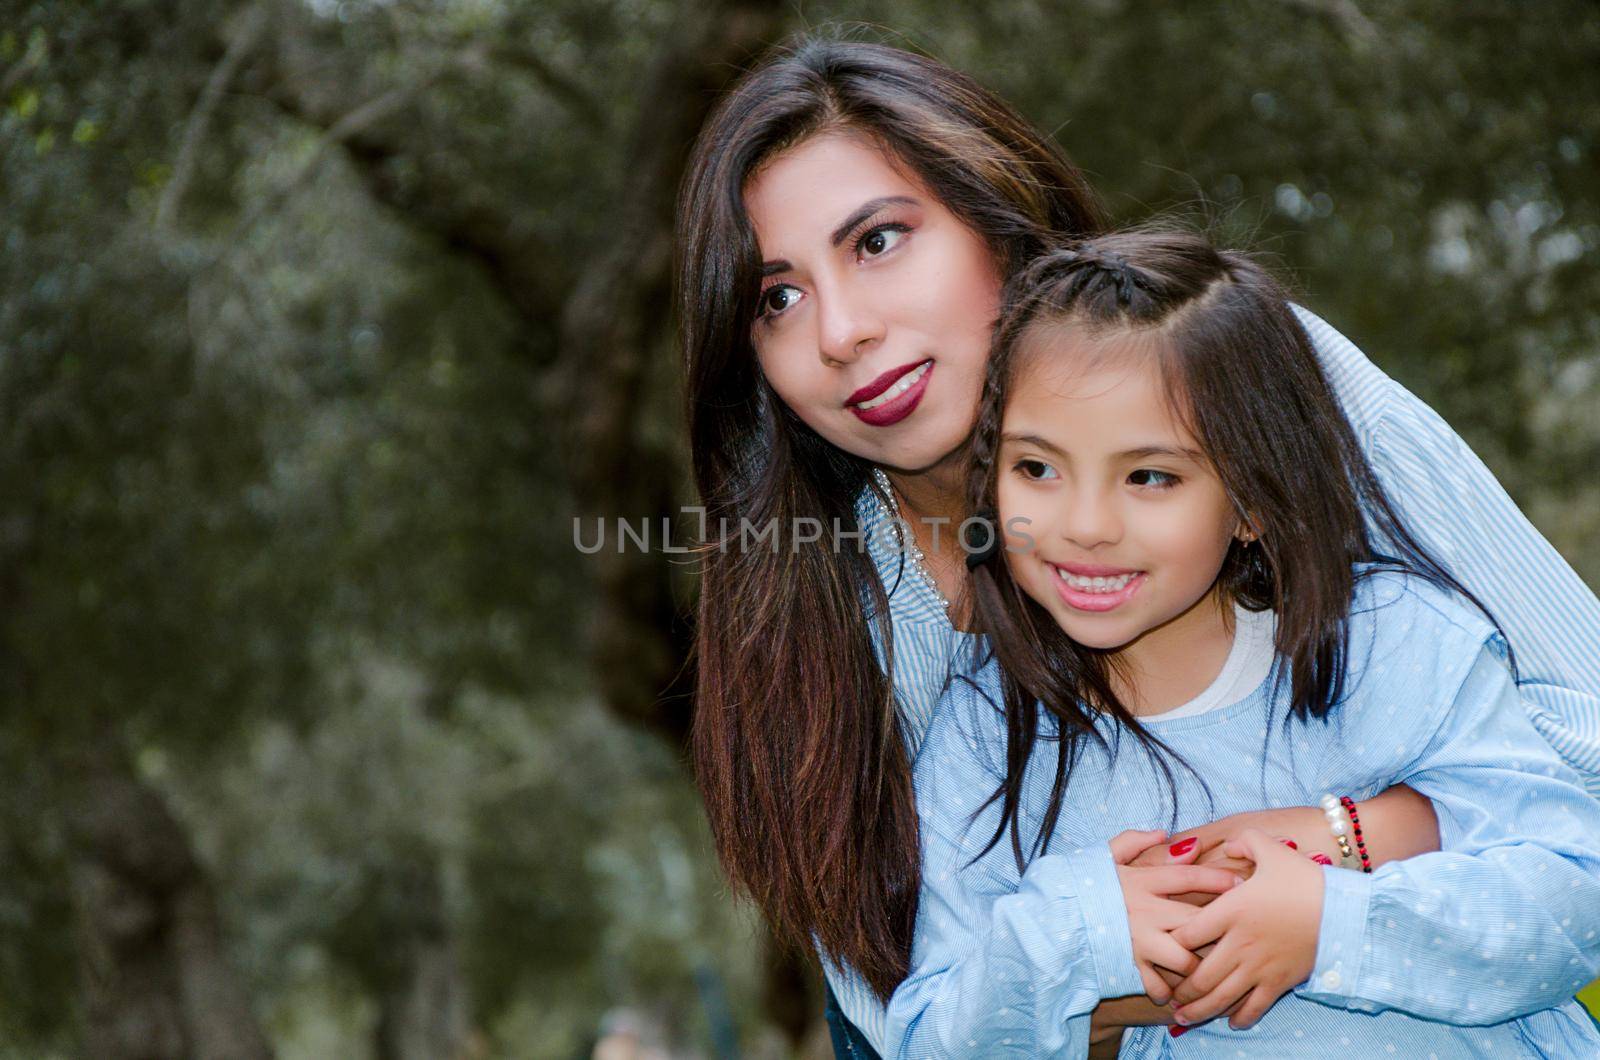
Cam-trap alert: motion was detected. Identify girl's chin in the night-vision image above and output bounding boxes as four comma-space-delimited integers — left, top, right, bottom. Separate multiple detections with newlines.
1051, 612, 1141, 651
1063, 629, 1137, 652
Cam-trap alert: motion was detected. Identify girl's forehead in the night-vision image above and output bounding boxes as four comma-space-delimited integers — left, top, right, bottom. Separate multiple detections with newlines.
1005, 325, 1199, 445
1012, 320, 1166, 396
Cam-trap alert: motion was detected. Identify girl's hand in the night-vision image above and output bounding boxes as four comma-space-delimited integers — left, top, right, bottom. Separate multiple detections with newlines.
1166, 828, 1323, 1029
1108, 829, 1242, 1003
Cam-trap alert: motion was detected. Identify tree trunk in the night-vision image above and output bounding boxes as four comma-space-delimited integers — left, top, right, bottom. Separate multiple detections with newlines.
555, 0, 783, 744
372, 859, 470, 1060
65, 739, 272, 1060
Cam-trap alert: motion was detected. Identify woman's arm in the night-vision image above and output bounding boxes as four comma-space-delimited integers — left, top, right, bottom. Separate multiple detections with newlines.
1288, 640, 1600, 1022
1296, 305, 1600, 796
1149, 782, 1440, 880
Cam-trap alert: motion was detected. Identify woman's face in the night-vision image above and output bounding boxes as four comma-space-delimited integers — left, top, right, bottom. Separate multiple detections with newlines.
743, 133, 1003, 473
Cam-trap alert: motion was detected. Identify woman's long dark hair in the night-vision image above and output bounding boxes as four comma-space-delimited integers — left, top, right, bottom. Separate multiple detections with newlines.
965, 230, 1509, 872
677, 34, 1103, 999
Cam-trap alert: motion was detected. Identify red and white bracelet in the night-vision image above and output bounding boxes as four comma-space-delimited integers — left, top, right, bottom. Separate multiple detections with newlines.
1319, 793, 1373, 873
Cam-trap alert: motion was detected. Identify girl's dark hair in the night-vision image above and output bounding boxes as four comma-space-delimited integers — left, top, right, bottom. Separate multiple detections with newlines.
677, 34, 1103, 999
965, 229, 1509, 871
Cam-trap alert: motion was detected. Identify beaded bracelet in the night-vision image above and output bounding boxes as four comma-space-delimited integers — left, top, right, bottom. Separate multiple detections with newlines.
1318, 793, 1368, 872
1340, 795, 1373, 873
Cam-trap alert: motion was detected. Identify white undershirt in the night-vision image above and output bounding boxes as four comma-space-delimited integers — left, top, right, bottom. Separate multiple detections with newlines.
1144, 603, 1277, 723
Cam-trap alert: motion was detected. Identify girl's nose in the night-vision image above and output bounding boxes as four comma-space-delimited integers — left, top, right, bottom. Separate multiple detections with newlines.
1058, 489, 1123, 550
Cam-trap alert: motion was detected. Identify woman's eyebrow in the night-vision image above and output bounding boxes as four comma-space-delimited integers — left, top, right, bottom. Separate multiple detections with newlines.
759, 196, 920, 276
829, 195, 918, 246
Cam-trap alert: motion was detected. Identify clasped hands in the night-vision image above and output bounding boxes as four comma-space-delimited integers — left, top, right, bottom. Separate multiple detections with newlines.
1105, 822, 1325, 1035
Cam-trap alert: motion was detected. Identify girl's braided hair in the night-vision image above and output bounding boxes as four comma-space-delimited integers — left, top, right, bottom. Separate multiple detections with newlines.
960, 229, 1507, 871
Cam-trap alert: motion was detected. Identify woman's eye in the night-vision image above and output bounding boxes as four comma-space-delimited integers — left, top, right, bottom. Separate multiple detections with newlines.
855, 223, 908, 259
758, 283, 801, 320
1128, 469, 1178, 489
1014, 459, 1058, 481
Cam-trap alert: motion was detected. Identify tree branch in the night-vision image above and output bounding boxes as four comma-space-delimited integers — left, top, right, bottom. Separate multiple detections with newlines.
473, 40, 607, 129
1280, 0, 1380, 48
252, 46, 569, 340
157, 5, 270, 232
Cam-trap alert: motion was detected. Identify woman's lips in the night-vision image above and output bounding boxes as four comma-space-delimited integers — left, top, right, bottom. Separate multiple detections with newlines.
1049, 565, 1146, 613
849, 360, 933, 427
846, 358, 931, 405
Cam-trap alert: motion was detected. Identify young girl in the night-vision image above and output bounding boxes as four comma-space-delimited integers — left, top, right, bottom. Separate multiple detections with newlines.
886, 231, 1600, 1056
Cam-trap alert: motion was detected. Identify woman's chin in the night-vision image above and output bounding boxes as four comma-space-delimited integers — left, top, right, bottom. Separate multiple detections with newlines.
862, 428, 970, 476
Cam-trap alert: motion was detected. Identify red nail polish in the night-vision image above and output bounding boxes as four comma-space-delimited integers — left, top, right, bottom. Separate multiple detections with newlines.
1169, 837, 1198, 857
1280, 838, 1298, 850
1311, 852, 1333, 865
1169, 1024, 1191, 1037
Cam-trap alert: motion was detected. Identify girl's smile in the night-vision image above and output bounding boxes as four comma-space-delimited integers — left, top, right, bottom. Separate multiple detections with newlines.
1048, 564, 1147, 613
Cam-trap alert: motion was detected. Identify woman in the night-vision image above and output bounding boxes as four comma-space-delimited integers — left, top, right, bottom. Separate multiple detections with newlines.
675, 34, 1600, 1055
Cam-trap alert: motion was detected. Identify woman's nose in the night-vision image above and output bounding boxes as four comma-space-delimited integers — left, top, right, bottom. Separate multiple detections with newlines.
816, 280, 884, 367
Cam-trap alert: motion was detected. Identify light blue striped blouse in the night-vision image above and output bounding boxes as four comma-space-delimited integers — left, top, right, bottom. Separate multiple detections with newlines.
822, 305, 1600, 1053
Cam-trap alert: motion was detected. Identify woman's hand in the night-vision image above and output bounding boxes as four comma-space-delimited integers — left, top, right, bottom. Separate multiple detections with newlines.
1108, 829, 1241, 1002
1167, 829, 1324, 1029
1137, 783, 1440, 883
1090, 831, 1232, 1053
1126, 826, 1258, 906
1088, 993, 1175, 1058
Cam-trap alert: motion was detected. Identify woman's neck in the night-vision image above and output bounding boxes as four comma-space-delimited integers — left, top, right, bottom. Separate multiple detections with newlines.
881, 455, 967, 530
1111, 586, 1237, 717
879, 451, 975, 628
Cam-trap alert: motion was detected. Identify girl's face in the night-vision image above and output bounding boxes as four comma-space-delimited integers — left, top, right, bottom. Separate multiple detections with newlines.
743, 133, 1002, 472
996, 330, 1249, 659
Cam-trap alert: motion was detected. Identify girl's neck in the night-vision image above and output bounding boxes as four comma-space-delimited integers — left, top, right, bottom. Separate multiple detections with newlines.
1110, 585, 1238, 717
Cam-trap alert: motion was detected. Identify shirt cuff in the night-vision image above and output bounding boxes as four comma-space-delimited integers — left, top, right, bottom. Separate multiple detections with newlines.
1026, 843, 1142, 999
1297, 865, 1373, 1002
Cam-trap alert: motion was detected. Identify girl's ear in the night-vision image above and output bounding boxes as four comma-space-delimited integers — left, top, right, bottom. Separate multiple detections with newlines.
1234, 516, 1261, 544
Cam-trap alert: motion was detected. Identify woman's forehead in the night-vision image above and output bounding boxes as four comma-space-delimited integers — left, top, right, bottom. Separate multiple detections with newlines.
743, 133, 929, 247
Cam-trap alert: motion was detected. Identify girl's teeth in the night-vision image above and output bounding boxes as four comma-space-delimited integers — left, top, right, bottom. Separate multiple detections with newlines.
1054, 568, 1137, 593
855, 361, 930, 410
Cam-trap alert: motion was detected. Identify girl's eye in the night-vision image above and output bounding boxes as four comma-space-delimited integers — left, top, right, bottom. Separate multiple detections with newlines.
1013, 458, 1058, 481
1128, 468, 1179, 489
854, 223, 909, 260
757, 283, 802, 321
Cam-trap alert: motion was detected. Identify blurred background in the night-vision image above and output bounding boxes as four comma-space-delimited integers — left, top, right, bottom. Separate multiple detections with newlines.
1, 0, 1596, 1057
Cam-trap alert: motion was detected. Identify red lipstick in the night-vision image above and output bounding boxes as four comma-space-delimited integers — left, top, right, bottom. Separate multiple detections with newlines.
847, 359, 934, 428
846, 359, 931, 406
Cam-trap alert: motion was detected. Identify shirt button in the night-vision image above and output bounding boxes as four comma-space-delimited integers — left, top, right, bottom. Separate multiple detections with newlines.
1320, 970, 1343, 990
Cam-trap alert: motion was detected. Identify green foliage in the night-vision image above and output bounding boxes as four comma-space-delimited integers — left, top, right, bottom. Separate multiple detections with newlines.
1, 0, 1595, 1054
